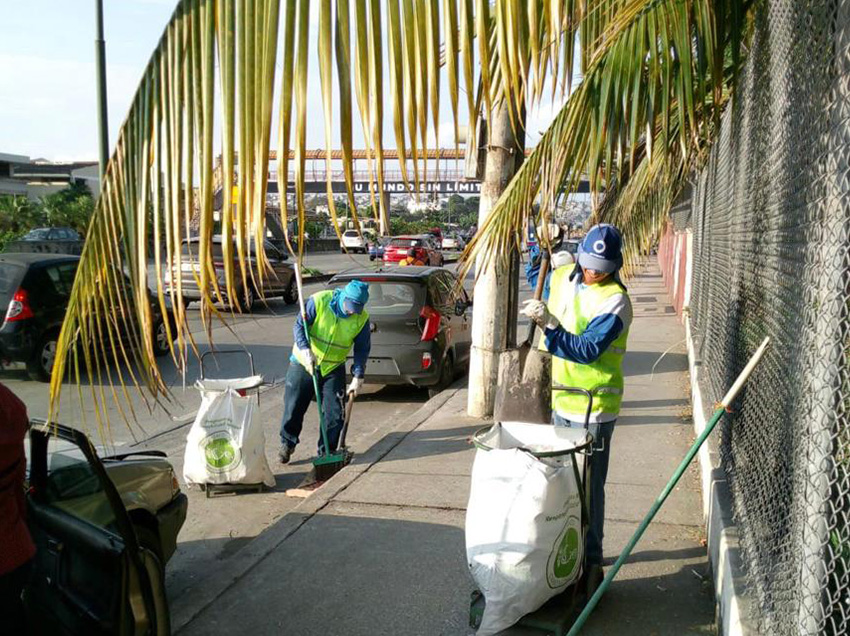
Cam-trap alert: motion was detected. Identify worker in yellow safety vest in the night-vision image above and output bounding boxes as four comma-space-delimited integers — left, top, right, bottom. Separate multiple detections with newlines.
279, 280, 371, 464
521, 224, 632, 595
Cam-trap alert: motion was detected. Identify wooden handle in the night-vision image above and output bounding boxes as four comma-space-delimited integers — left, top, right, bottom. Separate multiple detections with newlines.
533, 251, 551, 302
338, 392, 355, 450
524, 251, 551, 345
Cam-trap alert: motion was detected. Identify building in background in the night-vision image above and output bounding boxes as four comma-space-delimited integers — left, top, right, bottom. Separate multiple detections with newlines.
0, 153, 99, 200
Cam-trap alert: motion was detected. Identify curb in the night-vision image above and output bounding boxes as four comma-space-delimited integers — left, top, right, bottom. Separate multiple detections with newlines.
171, 384, 463, 633
685, 318, 754, 635
303, 273, 334, 284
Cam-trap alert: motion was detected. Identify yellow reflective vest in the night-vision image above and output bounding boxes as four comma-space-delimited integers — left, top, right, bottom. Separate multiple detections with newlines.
544, 267, 631, 422
308, 290, 369, 376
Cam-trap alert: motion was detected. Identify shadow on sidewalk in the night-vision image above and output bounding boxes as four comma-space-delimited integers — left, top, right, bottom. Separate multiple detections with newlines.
623, 351, 689, 378
350, 422, 480, 466
178, 511, 473, 636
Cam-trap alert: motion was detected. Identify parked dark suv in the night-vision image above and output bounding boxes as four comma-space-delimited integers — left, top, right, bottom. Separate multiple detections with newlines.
0, 253, 176, 381
329, 268, 472, 396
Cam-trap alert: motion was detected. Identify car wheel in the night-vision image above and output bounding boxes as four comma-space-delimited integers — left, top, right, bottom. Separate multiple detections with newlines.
283, 277, 298, 305
237, 286, 255, 312
27, 332, 59, 382
135, 526, 171, 636
181, 297, 192, 309
428, 353, 455, 399
341, 247, 346, 253
152, 318, 171, 357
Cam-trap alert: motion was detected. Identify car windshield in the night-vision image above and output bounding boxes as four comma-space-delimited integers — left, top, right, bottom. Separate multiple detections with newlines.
181, 243, 225, 259
181, 241, 271, 260
0, 262, 24, 294
23, 229, 51, 240
332, 280, 422, 317
344, 230, 359, 237
389, 238, 422, 248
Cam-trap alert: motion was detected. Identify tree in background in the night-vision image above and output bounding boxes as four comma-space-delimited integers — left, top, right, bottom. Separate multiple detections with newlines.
0, 196, 43, 250
0, 182, 94, 251
39, 182, 95, 234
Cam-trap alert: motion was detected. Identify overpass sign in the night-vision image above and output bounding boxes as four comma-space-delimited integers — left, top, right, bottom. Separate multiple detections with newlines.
268, 180, 482, 195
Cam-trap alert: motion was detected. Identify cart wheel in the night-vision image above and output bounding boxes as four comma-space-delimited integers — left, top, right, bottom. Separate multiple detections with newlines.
198, 484, 206, 492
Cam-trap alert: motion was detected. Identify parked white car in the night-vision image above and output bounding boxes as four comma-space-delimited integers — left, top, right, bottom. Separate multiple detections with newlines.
442, 234, 466, 251
341, 229, 368, 253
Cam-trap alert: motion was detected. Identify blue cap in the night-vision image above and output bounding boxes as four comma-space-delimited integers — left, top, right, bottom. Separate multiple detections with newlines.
342, 280, 369, 314
578, 224, 623, 273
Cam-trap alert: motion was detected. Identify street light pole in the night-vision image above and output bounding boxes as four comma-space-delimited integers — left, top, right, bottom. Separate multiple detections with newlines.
95, 0, 110, 181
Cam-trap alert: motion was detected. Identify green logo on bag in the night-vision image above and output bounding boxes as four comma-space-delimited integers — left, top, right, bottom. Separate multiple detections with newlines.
202, 433, 241, 473
547, 516, 581, 588
553, 528, 579, 578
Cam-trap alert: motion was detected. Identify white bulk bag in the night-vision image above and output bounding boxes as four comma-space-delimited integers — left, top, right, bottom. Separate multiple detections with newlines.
466, 421, 589, 636
183, 385, 275, 488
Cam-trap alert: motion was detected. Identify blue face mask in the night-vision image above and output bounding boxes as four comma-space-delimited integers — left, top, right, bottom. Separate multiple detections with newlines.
342, 299, 363, 315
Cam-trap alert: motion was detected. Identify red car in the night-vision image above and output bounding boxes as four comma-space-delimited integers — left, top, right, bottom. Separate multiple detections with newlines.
383, 235, 444, 266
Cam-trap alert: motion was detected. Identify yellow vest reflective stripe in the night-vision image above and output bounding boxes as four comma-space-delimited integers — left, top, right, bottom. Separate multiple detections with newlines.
309, 290, 369, 376
547, 273, 630, 422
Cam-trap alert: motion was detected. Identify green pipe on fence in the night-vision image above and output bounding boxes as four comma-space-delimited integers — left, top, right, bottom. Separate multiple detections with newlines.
567, 337, 770, 636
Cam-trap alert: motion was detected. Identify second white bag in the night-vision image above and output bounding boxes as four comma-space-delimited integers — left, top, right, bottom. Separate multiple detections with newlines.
183, 386, 275, 488
466, 422, 588, 636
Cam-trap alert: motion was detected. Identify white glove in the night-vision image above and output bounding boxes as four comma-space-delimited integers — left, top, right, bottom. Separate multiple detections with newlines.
552, 250, 574, 269
294, 346, 316, 375
521, 299, 560, 330
348, 376, 364, 396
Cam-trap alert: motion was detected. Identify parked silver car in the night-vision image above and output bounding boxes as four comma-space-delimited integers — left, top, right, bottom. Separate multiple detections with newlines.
329, 268, 472, 396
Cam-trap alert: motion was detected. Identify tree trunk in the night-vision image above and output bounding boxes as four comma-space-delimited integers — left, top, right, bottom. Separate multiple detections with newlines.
467, 104, 523, 417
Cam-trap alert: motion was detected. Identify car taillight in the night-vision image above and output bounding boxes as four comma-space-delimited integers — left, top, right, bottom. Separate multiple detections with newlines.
419, 305, 440, 341
5, 288, 33, 322
421, 352, 433, 369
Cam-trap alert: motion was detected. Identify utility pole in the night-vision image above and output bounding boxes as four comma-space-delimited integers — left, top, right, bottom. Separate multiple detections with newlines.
467, 103, 524, 417
95, 0, 110, 181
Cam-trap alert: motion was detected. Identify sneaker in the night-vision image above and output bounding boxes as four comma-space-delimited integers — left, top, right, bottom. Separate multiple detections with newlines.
278, 445, 294, 464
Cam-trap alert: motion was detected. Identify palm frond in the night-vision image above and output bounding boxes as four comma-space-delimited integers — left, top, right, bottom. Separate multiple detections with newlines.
50, 0, 754, 428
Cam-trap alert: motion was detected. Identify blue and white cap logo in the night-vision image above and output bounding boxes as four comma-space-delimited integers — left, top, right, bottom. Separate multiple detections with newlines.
593, 239, 606, 254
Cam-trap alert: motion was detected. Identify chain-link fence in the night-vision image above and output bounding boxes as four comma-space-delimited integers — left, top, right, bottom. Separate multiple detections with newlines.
682, 1, 850, 633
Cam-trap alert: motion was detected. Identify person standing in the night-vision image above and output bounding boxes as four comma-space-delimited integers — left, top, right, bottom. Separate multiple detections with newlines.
279, 280, 371, 463
521, 224, 632, 594
0, 382, 35, 635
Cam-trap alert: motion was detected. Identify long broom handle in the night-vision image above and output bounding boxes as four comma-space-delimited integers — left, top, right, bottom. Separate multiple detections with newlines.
566, 336, 771, 635
293, 263, 331, 456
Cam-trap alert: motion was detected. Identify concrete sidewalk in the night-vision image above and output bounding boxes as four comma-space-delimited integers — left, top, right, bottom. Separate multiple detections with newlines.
175, 263, 715, 635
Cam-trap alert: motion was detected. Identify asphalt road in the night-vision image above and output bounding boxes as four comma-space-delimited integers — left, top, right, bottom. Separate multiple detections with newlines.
3, 251, 463, 447
3, 250, 468, 612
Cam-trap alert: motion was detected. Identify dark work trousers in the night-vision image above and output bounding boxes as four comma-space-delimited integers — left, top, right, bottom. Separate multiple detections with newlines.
0, 559, 32, 636
552, 414, 616, 567
279, 361, 346, 455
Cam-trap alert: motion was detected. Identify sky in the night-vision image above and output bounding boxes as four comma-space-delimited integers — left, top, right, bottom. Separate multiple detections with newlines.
0, 0, 565, 163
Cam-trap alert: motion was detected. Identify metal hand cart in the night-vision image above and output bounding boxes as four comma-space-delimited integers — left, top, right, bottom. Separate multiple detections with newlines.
195, 349, 268, 498
469, 386, 597, 636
